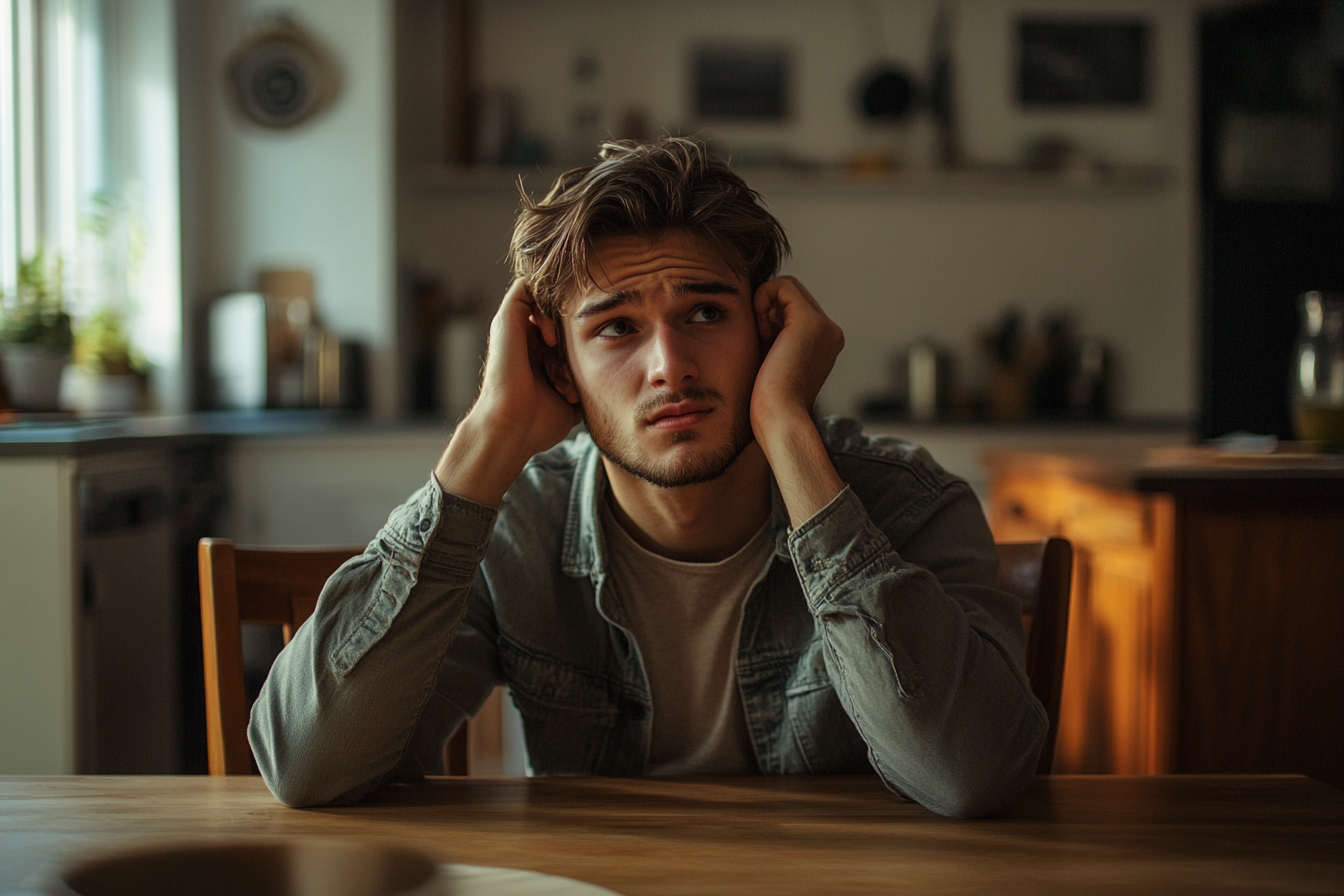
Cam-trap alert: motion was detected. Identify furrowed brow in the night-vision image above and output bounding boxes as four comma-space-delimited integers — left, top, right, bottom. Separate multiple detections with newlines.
573, 290, 639, 321
676, 280, 742, 297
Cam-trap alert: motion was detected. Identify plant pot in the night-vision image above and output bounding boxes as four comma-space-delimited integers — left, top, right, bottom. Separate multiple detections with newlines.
0, 344, 70, 411
69, 370, 142, 415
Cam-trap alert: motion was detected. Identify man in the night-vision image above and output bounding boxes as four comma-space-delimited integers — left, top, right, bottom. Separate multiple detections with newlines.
251, 138, 1046, 818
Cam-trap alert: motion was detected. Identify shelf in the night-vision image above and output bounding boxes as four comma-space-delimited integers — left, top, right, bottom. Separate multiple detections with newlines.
405, 163, 1177, 198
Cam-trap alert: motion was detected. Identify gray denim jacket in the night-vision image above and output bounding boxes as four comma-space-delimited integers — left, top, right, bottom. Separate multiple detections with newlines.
250, 416, 1046, 818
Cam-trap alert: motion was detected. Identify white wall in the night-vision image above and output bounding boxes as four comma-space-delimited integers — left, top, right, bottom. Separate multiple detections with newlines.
399, 0, 1197, 420
178, 0, 396, 416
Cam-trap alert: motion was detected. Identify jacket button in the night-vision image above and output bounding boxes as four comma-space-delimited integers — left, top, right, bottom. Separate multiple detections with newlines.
620, 701, 646, 721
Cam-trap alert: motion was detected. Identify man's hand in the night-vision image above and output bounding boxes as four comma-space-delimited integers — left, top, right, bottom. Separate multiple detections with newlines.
750, 276, 847, 528
750, 276, 845, 434
434, 280, 582, 507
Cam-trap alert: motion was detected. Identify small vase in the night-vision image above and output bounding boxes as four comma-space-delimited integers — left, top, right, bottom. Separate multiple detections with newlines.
0, 344, 70, 411
1290, 291, 1344, 451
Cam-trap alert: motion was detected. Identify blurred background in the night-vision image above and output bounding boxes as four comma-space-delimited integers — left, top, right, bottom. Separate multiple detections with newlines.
4, 0, 1340, 436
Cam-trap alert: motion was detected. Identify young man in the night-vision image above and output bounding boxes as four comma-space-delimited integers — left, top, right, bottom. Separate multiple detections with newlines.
251, 138, 1046, 818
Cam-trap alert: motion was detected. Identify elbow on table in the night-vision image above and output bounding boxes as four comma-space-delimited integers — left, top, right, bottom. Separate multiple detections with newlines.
922, 763, 1035, 819
255, 755, 379, 809
901, 712, 1047, 819
248, 722, 379, 809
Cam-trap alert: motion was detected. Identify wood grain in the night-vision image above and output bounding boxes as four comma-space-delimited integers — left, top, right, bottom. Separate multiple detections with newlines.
988, 467, 1175, 774
1176, 497, 1344, 787
2, 775, 1340, 896
987, 449, 1344, 789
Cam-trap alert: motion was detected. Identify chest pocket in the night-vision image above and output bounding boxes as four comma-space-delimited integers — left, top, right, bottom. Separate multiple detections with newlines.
498, 635, 623, 774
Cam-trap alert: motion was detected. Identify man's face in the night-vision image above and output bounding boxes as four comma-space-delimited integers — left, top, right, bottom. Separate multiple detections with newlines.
554, 229, 762, 489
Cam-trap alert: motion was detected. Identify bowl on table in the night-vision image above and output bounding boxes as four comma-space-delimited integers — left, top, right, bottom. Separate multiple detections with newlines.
54, 840, 444, 896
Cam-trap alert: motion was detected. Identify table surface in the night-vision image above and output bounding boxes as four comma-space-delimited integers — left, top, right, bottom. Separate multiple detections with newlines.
3, 775, 1341, 895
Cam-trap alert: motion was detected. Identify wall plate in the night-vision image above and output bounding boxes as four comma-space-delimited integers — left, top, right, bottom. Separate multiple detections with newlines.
226, 17, 340, 130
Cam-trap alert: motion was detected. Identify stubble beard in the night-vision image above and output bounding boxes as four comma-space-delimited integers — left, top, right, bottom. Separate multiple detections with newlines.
578, 384, 757, 489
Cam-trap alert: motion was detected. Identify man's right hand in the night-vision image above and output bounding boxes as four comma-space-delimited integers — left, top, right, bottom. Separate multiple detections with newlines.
434, 280, 582, 507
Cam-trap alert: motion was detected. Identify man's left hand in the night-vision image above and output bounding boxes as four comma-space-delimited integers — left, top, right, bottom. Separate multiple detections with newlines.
750, 276, 845, 435
750, 276, 848, 528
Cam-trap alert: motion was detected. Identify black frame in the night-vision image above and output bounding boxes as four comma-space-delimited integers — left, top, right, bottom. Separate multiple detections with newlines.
1018, 18, 1149, 108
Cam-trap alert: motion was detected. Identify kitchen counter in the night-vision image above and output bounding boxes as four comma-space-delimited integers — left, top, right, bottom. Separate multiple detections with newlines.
984, 442, 1344, 491
0, 410, 458, 457
986, 445, 1344, 789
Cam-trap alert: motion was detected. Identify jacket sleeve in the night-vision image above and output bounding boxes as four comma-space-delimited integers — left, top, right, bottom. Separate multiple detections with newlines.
248, 478, 504, 807
789, 483, 1047, 818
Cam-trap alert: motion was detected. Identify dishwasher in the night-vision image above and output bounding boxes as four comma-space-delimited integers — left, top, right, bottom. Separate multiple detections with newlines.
77, 450, 179, 773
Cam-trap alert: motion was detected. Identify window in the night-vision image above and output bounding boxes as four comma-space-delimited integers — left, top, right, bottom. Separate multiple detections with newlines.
2, 0, 181, 411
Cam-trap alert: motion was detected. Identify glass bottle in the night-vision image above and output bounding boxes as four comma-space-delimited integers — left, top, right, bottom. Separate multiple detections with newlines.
1291, 290, 1344, 451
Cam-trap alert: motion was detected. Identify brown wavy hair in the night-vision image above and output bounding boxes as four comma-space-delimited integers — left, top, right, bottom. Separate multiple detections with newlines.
510, 137, 790, 320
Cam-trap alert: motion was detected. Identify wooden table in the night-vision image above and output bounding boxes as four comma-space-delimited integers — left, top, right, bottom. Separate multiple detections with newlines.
2, 775, 1341, 895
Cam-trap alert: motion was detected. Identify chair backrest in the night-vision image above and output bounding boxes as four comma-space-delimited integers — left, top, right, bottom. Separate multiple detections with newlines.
198, 538, 364, 775
199, 537, 479, 778
996, 537, 1073, 775
200, 535, 1071, 778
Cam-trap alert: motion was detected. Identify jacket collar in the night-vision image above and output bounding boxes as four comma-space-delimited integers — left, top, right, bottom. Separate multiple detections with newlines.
560, 432, 791, 579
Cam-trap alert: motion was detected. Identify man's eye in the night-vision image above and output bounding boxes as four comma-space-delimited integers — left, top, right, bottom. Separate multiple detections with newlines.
691, 305, 724, 323
596, 319, 635, 337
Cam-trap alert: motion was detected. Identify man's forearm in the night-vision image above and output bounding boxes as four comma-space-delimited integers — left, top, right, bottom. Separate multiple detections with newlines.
755, 409, 846, 529
434, 413, 540, 508
249, 481, 500, 807
789, 486, 1046, 818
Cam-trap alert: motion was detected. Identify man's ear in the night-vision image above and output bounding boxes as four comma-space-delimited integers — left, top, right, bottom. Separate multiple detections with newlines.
545, 356, 581, 405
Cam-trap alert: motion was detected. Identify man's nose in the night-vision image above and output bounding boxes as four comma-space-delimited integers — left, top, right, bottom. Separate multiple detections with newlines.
646, 324, 698, 390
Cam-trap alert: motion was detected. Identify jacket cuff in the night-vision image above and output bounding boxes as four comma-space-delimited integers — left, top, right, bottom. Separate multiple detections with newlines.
787, 486, 892, 611
426, 483, 499, 564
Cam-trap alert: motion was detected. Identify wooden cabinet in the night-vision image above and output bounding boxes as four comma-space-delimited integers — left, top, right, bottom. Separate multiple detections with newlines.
986, 450, 1344, 788
990, 460, 1175, 774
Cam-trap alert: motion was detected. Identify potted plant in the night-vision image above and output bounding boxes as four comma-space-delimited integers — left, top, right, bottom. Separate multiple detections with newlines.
0, 248, 73, 411
64, 186, 152, 415
71, 306, 147, 414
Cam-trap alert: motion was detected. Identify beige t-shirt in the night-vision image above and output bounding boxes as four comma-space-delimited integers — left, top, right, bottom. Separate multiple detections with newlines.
602, 499, 773, 775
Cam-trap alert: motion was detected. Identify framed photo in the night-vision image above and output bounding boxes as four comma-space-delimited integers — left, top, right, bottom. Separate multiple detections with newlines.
1018, 18, 1149, 108
693, 43, 791, 121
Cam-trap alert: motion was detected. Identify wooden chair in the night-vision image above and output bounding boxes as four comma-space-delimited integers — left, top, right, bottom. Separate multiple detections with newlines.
200, 535, 1070, 778
197, 538, 472, 776
996, 537, 1074, 774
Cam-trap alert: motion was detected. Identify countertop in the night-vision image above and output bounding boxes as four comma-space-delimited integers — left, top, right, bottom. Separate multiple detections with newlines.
0, 411, 456, 457
983, 442, 1344, 497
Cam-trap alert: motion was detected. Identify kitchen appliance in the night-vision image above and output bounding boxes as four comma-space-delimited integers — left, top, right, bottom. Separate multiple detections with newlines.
78, 450, 178, 773
209, 292, 267, 410
1199, 1, 1344, 440
892, 340, 952, 421
208, 290, 367, 412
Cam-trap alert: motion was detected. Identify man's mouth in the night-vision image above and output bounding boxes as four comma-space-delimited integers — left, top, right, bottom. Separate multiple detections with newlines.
647, 401, 712, 431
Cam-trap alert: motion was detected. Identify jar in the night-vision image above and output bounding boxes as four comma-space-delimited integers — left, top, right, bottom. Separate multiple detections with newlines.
1291, 290, 1344, 451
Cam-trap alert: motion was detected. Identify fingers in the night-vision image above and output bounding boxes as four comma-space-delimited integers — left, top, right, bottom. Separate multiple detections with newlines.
755, 276, 832, 340
534, 312, 560, 348
753, 284, 775, 344
493, 279, 559, 357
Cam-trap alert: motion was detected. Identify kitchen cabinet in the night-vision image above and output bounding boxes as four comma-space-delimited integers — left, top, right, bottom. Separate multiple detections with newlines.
0, 413, 526, 776
0, 455, 78, 773
0, 449, 186, 774
986, 448, 1344, 787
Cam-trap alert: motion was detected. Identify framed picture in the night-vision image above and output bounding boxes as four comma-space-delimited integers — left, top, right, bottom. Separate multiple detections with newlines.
1018, 18, 1149, 108
693, 43, 791, 121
